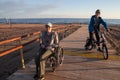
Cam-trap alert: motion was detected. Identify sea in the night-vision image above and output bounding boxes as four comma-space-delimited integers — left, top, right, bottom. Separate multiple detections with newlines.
0, 18, 120, 25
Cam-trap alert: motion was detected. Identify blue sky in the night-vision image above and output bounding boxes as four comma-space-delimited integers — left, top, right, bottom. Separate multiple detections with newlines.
0, 0, 120, 19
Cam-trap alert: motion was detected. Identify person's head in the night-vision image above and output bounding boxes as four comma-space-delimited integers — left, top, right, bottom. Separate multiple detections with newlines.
45, 22, 53, 32
95, 9, 101, 17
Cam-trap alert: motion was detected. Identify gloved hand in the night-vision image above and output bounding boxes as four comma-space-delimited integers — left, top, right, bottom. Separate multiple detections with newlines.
46, 46, 52, 50
106, 29, 110, 33
52, 44, 58, 48
41, 44, 45, 48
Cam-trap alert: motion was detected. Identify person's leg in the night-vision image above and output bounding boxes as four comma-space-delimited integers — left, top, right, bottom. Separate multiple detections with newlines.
94, 30, 103, 52
90, 32, 94, 42
34, 48, 46, 78
95, 31, 100, 46
40, 50, 52, 77
34, 53, 39, 75
85, 32, 93, 48
85, 32, 93, 50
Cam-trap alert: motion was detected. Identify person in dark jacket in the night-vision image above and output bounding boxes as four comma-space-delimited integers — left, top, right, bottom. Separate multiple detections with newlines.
85, 9, 109, 51
34, 22, 59, 80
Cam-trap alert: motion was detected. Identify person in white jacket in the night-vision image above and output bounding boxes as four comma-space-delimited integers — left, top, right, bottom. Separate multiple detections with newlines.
34, 22, 59, 80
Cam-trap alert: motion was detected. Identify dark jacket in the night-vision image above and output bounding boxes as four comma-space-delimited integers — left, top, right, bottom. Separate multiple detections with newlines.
89, 15, 108, 32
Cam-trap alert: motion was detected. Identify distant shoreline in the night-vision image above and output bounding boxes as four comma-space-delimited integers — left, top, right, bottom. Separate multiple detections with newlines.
0, 23, 120, 27
0, 18, 120, 25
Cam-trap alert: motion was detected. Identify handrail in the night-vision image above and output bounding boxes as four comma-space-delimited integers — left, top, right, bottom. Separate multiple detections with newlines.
105, 31, 120, 55
0, 37, 21, 45
0, 31, 40, 69
21, 31, 40, 38
53, 26, 66, 30
0, 46, 23, 57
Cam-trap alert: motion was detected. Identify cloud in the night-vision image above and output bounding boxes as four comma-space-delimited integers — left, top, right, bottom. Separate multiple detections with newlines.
0, 0, 57, 18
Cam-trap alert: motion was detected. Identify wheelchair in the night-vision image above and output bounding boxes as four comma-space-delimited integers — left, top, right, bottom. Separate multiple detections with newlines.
45, 46, 64, 72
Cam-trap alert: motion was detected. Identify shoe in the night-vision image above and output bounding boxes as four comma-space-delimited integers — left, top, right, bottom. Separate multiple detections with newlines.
40, 75, 45, 80
33, 74, 45, 80
33, 74, 38, 79
97, 47, 103, 52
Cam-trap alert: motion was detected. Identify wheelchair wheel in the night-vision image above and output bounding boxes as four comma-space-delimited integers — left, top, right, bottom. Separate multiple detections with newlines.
102, 44, 108, 60
46, 55, 57, 72
58, 48, 64, 65
50, 56, 57, 72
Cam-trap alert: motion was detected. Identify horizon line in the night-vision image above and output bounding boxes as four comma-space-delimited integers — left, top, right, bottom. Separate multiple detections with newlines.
0, 17, 120, 20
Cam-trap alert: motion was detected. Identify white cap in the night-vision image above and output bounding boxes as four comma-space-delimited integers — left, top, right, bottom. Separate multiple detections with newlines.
46, 22, 53, 28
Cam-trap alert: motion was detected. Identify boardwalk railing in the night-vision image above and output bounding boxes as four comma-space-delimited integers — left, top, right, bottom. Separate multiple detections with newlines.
0, 31, 40, 69
0, 25, 80, 69
105, 28, 120, 55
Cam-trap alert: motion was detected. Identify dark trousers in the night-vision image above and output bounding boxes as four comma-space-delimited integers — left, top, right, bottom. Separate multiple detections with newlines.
89, 30, 100, 46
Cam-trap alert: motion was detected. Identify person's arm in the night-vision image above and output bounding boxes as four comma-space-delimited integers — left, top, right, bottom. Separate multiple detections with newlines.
54, 32, 59, 46
100, 17, 108, 30
89, 16, 94, 32
50, 32, 59, 47
41, 31, 46, 48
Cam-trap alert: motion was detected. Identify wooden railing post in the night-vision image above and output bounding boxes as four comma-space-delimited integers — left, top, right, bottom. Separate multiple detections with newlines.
19, 38, 25, 69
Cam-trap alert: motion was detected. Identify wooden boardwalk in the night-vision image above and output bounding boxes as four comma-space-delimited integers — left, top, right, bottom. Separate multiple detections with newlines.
8, 25, 120, 80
